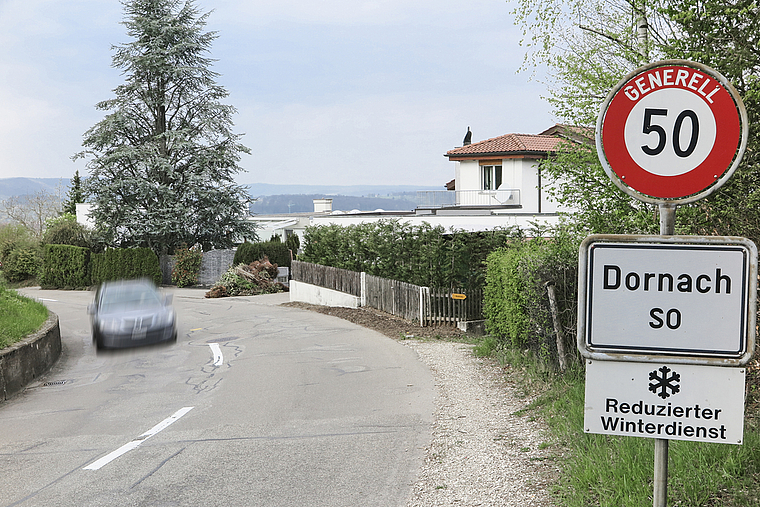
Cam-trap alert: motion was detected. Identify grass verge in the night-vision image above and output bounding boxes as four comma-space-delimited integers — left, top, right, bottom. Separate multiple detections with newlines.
482, 341, 760, 506
0, 282, 48, 349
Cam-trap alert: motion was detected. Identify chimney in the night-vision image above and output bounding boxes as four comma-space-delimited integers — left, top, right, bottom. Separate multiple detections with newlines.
313, 198, 333, 213
463, 126, 472, 146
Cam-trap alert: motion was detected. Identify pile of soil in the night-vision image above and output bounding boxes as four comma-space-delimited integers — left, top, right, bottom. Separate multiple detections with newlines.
283, 301, 467, 341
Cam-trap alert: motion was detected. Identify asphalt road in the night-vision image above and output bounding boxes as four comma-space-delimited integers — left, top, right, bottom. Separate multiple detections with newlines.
1, 288, 434, 507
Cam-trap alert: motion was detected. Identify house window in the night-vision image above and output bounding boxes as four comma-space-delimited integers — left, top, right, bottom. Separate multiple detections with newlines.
482, 165, 502, 190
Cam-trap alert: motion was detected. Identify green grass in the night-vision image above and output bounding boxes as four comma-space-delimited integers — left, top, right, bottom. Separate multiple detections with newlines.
474, 337, 760, 506
0, 284, 48, 349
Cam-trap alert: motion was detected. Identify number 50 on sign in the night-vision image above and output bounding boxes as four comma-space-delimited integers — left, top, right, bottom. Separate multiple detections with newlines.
597, 60, 748, 204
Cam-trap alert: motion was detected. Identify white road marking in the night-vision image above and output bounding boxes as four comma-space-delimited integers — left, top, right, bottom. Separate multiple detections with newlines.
208, 343, 223, 366
83, 407, 194, 471
38, 298, 58, 302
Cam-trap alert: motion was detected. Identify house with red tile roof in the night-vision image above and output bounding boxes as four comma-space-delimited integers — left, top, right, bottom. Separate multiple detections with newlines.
277, 125, 588, 236
434, 124, 587, 214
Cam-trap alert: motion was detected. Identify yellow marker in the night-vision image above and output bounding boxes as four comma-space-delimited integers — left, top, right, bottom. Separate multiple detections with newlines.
451, 294, 466, 300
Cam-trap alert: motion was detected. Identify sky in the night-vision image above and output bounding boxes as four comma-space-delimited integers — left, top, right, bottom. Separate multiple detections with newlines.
0, 0, 554, 188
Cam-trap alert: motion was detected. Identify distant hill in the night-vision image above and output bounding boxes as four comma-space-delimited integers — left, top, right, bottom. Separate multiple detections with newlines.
0, 178, 436, 212
243, 182, 441, 198
251, 194, 418, 214
0, 178, 71, 200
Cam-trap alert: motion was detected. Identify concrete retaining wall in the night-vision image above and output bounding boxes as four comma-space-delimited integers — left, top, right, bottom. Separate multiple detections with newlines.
289, 280, 360, 309
0, 312, 61, 402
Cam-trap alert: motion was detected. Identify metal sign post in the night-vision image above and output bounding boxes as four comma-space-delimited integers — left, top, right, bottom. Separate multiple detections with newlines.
588, 60, 751, 507
655, 207, 674, 507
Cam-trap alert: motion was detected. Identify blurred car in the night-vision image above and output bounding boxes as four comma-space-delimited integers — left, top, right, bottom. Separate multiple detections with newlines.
88, 279, 177, 350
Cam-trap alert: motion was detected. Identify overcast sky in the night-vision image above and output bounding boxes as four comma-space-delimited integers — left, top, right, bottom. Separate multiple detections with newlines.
0, 0, 554, 188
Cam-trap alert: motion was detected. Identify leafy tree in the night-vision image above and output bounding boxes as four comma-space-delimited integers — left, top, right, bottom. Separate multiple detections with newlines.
75, 0, 256, 255
511, 0, 675, 233
660, 0, 760, 244
0, 190, 62, 239
512, 0, 760, 240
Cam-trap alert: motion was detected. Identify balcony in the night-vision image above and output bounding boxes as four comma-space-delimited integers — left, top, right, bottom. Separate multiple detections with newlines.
416, 189, 521, 208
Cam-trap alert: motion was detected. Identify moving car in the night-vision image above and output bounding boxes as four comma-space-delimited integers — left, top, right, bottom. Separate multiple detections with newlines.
88, 279, 177, 350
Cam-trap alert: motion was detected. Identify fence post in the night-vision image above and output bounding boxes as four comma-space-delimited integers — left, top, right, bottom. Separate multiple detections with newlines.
360, 272, 366, 307
545, 280, 568, 372
419, 287, 424, 326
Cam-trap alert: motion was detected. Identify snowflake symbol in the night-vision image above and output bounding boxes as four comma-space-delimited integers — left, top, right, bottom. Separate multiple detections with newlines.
649, 366, 681, 399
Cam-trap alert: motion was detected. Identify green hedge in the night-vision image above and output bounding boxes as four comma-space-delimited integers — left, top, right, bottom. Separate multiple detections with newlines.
2, 247, 42, 283
484, 246, 528, 347
300, 220, 520, 289
234, 240, 291, 268
41, 244, 90, 289
90, 248, 161, 286
483, 230, 580, 369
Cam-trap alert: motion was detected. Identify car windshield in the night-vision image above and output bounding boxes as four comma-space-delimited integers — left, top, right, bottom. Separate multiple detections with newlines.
100, 283, 162, 313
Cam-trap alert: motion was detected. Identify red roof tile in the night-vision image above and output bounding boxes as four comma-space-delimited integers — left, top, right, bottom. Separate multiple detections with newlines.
446, 133, 565, 159
445, 124, 592, 160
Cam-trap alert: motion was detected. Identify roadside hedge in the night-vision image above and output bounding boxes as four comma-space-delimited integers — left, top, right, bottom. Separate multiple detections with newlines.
90, 248, 161, 286
41, 244, 90, 289
300, 220, 520, 289
483, 229, 581, 370
234, 240, 291, 268
2, 247, 42, 283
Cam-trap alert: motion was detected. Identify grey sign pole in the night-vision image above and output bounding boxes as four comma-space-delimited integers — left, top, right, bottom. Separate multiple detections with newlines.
653, 203, 676, 506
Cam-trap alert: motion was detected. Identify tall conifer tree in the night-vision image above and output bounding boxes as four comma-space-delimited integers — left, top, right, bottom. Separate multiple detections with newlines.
76, 0, 256, 254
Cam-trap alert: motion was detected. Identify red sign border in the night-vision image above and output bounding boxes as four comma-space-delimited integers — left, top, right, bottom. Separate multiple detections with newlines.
597, 60, 747, 204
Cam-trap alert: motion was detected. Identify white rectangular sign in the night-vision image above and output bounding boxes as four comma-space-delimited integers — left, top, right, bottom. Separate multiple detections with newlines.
585, 360, 746, 444
578, 235, 757, 364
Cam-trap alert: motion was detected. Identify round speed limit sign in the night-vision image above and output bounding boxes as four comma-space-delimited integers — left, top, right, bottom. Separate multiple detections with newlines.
597, 60, 748, 204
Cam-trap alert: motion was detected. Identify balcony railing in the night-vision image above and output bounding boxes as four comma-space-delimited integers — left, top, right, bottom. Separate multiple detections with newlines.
416, 189, 521, 208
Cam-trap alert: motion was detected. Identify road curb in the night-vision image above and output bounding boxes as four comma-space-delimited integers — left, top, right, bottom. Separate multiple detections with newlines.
0, 312, 61, 402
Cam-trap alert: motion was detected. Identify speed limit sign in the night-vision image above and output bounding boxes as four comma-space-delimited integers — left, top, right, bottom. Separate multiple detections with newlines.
597, 60, 748, 204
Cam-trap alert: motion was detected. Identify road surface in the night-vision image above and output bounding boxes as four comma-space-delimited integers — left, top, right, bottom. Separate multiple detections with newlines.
0, 288, 433, 507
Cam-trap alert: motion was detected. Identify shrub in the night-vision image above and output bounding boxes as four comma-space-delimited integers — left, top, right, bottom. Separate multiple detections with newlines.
3, 247, 42, 283
484, 246, 529, 348
41, 213, 92, 249
172, 245, 203, 287
234, 240, 291, 268
285, 234, 300, 256
40, 244, 90, 289
483, 227, 581, 369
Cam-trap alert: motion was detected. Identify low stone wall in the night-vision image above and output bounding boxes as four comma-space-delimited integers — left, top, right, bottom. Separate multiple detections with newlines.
160, 249, 237, 286
0, 312, 61, 402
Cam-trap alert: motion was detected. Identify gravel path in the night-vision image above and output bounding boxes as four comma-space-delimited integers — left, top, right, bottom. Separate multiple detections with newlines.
283, 303, 561, 506
402, 340, 559, 507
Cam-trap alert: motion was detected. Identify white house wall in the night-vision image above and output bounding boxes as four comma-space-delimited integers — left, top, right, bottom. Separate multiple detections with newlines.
457, 160, 480, 192
455, 157, 557, 214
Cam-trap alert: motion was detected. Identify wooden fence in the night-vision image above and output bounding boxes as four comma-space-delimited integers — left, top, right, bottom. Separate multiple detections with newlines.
291, 260, 484, 326
427, 288, 483, 326
364, 274, 426, 324
291, 261, 361, 297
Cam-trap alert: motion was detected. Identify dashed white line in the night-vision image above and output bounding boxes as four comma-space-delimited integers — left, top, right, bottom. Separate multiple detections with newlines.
83, 407, 194, 471
208, 343, 223, 366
